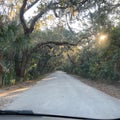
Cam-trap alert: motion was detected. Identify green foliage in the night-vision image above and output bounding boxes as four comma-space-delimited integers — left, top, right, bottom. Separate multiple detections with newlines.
1, 0, 120, 87
64, 25, 120, 82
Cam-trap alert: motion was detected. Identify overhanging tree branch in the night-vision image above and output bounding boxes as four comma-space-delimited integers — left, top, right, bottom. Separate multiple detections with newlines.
27, 0, 39, 10
29, 4, 51, 34
20, 0, 52, 35
20, 0, 29, 34
20, 0, 92, 35
30, 41, 76, 54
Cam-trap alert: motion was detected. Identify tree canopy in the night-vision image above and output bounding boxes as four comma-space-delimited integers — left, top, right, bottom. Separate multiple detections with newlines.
0, 0, 120, 86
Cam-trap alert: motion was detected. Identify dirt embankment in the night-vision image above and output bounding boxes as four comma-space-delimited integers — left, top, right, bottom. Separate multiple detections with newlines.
0, 80, 36, 109
0, 73, 51, 109
74, 76, 120, 99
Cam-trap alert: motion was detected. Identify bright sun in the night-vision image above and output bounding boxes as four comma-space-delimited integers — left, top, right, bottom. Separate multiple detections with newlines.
98, 34, 108, 46
99, 35, 107, 41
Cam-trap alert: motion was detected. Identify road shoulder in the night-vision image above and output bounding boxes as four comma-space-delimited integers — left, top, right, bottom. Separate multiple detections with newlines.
71, 74, 120, 99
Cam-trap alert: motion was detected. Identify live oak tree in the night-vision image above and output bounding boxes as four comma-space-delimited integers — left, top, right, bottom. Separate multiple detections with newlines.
12, 0, 92, 80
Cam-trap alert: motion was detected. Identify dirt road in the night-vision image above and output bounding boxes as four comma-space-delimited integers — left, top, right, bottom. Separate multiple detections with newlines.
2, 71, 120, 119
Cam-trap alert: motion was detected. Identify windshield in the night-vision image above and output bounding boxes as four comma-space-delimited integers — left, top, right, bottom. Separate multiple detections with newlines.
0, 0, 120, 120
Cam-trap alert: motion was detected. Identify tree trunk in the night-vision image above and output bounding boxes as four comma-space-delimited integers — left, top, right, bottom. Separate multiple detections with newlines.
0, 65, 2, 87
0, 52, 3, 87
14, 50, 29, 81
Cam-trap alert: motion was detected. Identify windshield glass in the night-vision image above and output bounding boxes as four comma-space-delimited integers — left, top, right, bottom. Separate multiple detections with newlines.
0, 0, 120, 119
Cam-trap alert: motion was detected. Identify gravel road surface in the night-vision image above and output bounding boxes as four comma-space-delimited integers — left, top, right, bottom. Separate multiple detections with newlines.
4, 71, 120, 119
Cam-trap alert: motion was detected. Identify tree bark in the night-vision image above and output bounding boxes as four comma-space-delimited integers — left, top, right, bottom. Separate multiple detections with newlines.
14, 50, 29, 81
0, 52, 3, 87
